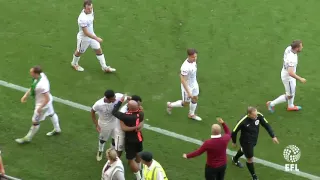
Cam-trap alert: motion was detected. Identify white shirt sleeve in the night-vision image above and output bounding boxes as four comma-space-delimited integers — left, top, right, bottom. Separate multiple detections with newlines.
156, 169, 165, 180
180, 65, 189, 76
286, 54, 297, 67
78, 17, 88, 28
38, 82, 49, 94
115, 93, 124, 101
92, 101, 101, 112
119, 103, 128, 113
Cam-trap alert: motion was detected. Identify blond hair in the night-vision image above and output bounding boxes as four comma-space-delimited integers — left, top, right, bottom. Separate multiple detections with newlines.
106, 148, 118, 161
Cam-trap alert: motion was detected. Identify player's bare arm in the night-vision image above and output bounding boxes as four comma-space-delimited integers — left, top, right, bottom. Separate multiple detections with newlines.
0, 154, 5, 175
37, 92, 50, 114
21, 88, 31, 103
180, 74, 192, 97
82, 27, 102, 43
90, 109, 100, 132
288, 67, 306, 83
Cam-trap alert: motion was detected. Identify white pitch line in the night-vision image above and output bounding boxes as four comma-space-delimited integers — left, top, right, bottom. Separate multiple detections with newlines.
0, 80, 319, 180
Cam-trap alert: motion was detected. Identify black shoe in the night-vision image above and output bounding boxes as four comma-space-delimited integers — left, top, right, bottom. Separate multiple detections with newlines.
252, 174, 258, 180
232, 156, 244, 168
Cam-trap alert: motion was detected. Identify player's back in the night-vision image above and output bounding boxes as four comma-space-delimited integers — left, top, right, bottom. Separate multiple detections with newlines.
35, 73, 52, 105
281, 46, 298, 81
180, 59, 198, 86
77, 9, 95, 40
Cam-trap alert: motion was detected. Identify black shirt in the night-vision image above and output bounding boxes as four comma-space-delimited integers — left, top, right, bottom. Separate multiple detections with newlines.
112, 101, 144, 143
231, 112, 275, 144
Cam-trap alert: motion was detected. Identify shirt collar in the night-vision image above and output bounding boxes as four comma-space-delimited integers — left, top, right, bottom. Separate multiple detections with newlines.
147, 160, 155, 170
211, 134, 222, 139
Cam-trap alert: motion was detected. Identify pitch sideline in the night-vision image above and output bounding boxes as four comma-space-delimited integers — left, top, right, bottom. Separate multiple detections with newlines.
0, 80, 318, 180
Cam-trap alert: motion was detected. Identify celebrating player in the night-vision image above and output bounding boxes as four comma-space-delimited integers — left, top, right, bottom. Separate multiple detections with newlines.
91, 90, 124, 161
267, 40, 306, 112
167, 48, 202, 121
70, 0, 116, 73
15, 66, 62, 144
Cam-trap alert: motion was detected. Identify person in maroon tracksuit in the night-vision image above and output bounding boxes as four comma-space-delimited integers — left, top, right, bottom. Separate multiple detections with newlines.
183, 117, 231, 180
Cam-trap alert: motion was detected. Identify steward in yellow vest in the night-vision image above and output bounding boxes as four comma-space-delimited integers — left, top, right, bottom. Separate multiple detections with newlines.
138, 151, 168, 180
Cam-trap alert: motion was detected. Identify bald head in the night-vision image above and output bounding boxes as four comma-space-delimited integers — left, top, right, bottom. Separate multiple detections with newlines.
128, 100, 139, 111
211, 124, 221, 135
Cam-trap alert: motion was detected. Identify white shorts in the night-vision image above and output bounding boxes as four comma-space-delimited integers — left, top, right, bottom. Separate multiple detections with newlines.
114, 128, 125, 151
77, 38, 101, 53
32, 102, 55, 123
181, 84, 199, 102
98, 122, 115, 141
282, 79, 296, 96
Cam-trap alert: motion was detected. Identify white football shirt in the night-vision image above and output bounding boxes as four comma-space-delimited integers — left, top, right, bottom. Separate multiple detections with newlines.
115, 103, 129, 129
77, 9, 95, 41
92, 93, 123, 125
281, 46, 298, 81
34, 73, 53, 106
180, 59, 198, 87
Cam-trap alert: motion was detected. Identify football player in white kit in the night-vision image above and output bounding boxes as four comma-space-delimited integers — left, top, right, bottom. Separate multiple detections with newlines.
15, 66, 61, 144
71, 0, 116, 73
267, 40, 306, 113
167, 48, 202, 121
91, 90, 123, 161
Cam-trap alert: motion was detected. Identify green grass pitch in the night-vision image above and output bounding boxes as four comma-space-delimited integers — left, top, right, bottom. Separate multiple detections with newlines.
1, 0, 320, 179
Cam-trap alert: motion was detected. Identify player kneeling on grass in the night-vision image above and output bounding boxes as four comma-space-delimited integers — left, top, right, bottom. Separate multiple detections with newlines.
71, 0, 116, 73
167, 48, 202, 121
16, 66, 61, 144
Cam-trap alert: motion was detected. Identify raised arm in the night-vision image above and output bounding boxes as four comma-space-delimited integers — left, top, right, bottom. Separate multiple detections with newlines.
112, 101, 125, 120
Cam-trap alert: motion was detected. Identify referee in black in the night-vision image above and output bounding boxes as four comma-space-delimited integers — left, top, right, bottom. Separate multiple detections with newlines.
231, 106, 279, 180
112, 96, 144, 180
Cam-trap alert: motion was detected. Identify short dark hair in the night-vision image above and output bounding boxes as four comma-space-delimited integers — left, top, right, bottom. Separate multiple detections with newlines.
247, 106, 257, 114
291, 40, 302, 49
104, 90, 115, 99
131, 95, 142, 102
83, 0, 92, 7
187, 48, 197, 56
32, 65, 42, 74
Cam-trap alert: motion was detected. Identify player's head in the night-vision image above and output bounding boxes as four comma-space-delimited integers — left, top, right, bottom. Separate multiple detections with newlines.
104, 90, 116, 102
138, 151, 153, 165
128, 100, 139, 111
291, 40, 303, 53
131, 95, 142, 104
247, 106, 258, 119
106, 148, 117, 162
211, 124, 221, 135
83, 0, 93, 14
30, 65, 42, 79
187, 48, 198, 62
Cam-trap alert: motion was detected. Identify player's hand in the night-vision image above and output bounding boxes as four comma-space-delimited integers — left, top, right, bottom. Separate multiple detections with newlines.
187, 93, 193, 99
216, 117, 224, 124
120, 94, 127, 102
299, 78, 306, 83
36, 107, 42, 114
182, 154, 187, 159
139, 106, 144, 111
232, 143, 237, 148
96, 125, 101, 132
21, 95, 27, 103
0, 168, 5, 175
96, 37, 103, 43
272, 137, 279, 144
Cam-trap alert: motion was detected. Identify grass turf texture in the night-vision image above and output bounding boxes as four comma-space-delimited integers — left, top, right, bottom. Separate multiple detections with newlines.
1, 0, 320, 179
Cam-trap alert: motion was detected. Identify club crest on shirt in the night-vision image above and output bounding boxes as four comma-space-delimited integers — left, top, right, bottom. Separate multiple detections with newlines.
255, 120, 260, 126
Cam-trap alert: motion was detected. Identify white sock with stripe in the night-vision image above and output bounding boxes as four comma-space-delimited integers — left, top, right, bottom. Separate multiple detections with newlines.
287, 96, 295, 108
26, 125, 40, 140
72, 54, 80, 65
96, 54, 107, 69
50, 114, 61, 132
189, 102, 197, 115
270, 94, 286, 106
170, 100, 183, 107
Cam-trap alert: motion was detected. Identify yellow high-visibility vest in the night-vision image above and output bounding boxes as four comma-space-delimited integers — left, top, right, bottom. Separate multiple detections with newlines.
143, 160, 168, 180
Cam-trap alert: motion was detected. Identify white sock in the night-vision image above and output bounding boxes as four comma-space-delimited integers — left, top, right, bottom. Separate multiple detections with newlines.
189, 102, 197, 115
137, 162, 141, 170
134, 171, 142, 180
270, 95, 287, 106
72, 54, 80, 65
288, 96, 295, 108
98, 141, 105, 152
170, 100, 183, 108
96, 54, 107, 68
50, 114, 61, 132
26, 125, 40, 140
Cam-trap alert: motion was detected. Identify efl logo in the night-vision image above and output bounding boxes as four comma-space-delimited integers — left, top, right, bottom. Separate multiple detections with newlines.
283, 145, 301, 172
